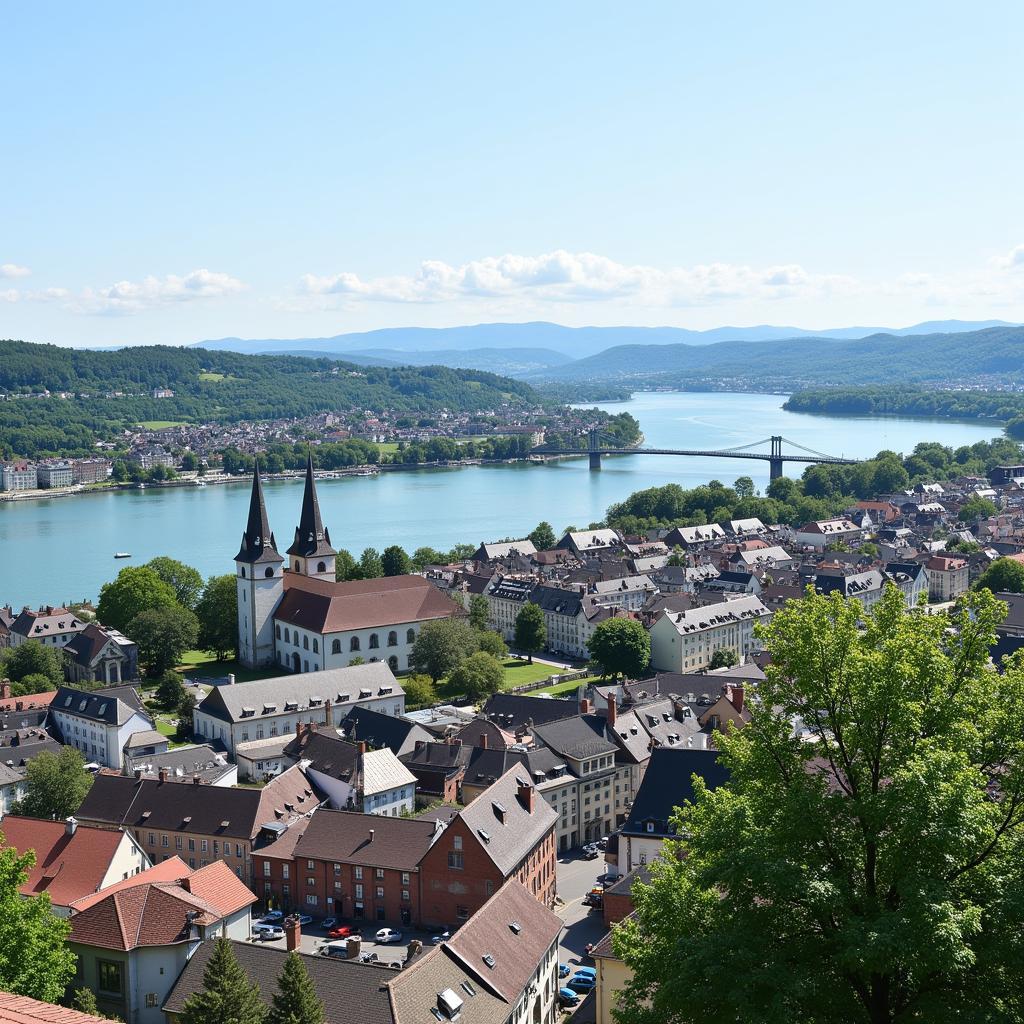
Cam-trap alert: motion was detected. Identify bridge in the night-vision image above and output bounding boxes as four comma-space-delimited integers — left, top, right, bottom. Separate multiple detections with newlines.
530, 431, 860, 480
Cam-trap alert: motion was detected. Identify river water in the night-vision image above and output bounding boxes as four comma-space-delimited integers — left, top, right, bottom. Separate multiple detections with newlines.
0, 392, 1001, 607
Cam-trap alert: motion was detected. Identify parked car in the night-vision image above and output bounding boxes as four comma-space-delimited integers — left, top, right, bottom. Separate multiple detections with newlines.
252, 924, 285, 941
558, 988, 581, 1008
573, 967, 597, 980
328, 924, 359, 939
581, 845, 600, 860
375, 928, 403, 944
361, 951, 379, 963
597, 836, 609, 850
261, 910, 284, 923
295, 914, 313, 926
431, 930, 451, 944
558, 964, 571, 978
319, 940, 350, 959
321, 917, 336, 930
568, 975, 596, 993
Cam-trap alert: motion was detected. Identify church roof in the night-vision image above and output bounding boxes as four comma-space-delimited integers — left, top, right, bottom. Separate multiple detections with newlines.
286, 451, 337, 559
235, 461, 284, 565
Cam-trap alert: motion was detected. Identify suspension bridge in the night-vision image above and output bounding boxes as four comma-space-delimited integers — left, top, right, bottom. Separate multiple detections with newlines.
529, 431, 860, 480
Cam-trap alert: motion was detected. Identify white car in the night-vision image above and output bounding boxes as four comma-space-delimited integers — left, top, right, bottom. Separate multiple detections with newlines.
252, 924, 285, 941
375, 928, 403, 944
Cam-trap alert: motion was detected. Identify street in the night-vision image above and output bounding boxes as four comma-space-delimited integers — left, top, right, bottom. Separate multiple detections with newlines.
553, 851, 615, 970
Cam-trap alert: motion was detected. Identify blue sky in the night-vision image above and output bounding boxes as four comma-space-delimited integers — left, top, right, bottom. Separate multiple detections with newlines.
3, 1, 1023, 348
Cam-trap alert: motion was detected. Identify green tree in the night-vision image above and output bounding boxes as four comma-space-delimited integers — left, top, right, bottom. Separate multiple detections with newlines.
959, 495, 999, 522
180, 936, 267, 1024
156, 670, 187, 711
528, 521, 557, 551
448, 651, 505, 700
858, 541, 879, 558
708, 647, 738, 669
96, 566, 179, 633
0, 843, 76, 1001
587, 617, 650, 679
614, 586, 1024, 1024
267, 950, 324, 1024
15, 673, 54, 696
381, 545, 412, 577
177, 692, 197, 739
476, 629, 508, 661
145, 556, 204, 610
975, 556, 1024, 595
71, 988, 103, 1017
411, 546, 445, 570
128, 604, 200, 676
733, 475, 755, 499
401, 674, 438, 709
0, 640, 65, 689
410, 617, 478, 682
468, 594, 490, 631
12, 746, 93, 821
667, 545, 686, 567
513, 603, 546, 663
334, 548, 359, 581
358, 547, 384, 580
195, 574, 238, 661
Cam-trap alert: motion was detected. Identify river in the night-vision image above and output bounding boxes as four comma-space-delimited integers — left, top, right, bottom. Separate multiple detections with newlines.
0, 392, 1002, 607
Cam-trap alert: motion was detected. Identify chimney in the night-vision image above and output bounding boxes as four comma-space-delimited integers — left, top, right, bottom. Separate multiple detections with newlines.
159, 768, 169, 784
346, 935, 361, 959
728, 685, 745, 714
134, 767, 144, 780
517, 781, 535, 814
0, 681, 10, 700
607, 693, 617, 728
324, 698, 332, 728
415, 740, 426, 755
358, 741, 367, 755
369, 828, 375, 843
296, 722, 303, 741
65, 816, 78, 837
580, 697, 592, 715
227, 673, 236, 685
192, 773, 201, 785
479, 732, 488, 750
284, 915, 301, 952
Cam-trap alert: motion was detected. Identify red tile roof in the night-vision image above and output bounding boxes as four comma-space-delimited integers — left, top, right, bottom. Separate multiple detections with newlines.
0, 990, 111, 1024
181, 859, 256, 917
68, 856, 189, 913
0, 817, 128, 908
0, 692, 57, 714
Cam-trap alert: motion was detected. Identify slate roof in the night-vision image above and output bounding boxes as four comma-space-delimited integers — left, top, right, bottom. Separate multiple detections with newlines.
122, 743, 233, 785
532, 716, 617, 761
286, 451, 337, 559
294, 808, 437, 870
276, 574, 460, 634
163, 939, 398, 1024
9, 606, 86, 641
284, 727, 359, 782
622, 748, 729, 836
196, 663, 403, 724
235, 461, 284, 565
339, 705, 431, 754
656, 595, 769, 636
63, 624, 122, 667
52, 685, 148, 727
479, 693, 577, 732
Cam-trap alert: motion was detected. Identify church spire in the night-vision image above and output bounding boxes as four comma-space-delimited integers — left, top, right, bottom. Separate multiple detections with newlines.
286, 449, 336, 558
234, 458, 283, 564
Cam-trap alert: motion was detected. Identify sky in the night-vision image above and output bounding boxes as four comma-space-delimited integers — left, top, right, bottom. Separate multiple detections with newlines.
3, 1, 1024, 349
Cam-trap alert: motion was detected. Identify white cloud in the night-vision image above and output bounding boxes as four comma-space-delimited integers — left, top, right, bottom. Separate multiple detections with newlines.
0, 289, 19, 303
0, 263, 31, 279
298, 250, 859, 309
992, 244, 1024, 271
35, 269, 246, 316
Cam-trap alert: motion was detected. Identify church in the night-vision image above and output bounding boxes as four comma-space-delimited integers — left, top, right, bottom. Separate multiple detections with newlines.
234, 454, 461, 673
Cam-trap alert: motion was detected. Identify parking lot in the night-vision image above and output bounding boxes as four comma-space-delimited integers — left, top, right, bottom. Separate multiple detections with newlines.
247, 917, 447, 964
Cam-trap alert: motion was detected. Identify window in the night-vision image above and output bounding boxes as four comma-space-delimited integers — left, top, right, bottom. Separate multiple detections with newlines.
161, 835, 169, 847
282, 864, 289, 879
401, 872, 410, 885
317, 561, 327, 574
375, 867, 384, 879
201, 840, 208, 852
376, 886, 384, 899
307, 877, 315, 887
265, 567, 274, 578
313, 639, 319, 654
188, 838, 195, 851
646, 822, 655, 833
303, 636, 309, 650
284, 629, 291, 644
145, 993, 159, 1008
306, 894, 318, 906
387, 630, 398, 647
304, 659, 309, 672
350, 637, 361, 652
276, 625, 281, 640
334, 881, 342, 891
264, 861, 271, 877
307, 860, 315, 869
456, 905, 470, 920
355, 884, 363, 899
453, 836, 462, 850
332, 639, 341, 654
333, 862, 341, 875
369, 633, 379, 649
448, 851, 464, 870
407, 629, 415, 644
97, 960, 123, 995
176, 836, 183, 850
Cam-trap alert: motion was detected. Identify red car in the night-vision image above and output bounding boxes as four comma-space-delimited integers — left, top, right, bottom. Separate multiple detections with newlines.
327, 925, 358, 939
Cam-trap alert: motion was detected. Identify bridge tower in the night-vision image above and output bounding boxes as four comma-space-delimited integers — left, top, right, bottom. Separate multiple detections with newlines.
769, 435, 784, 481
588, 429, 602, 470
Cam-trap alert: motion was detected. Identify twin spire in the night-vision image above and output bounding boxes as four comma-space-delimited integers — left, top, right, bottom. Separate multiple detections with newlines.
235, 450, 335, 565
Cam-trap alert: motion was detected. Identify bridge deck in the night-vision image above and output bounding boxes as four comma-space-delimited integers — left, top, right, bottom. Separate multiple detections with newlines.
530, 447, 857, 465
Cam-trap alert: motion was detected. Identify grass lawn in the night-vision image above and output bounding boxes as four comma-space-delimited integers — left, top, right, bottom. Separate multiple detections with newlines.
535, 675, 602, 696
153, 716, 189, 749
137, 419, 188, 429
376, 442, 401, 454
436, 659, 585, 701
198, 371, 234, 382
175, 649, 277, 683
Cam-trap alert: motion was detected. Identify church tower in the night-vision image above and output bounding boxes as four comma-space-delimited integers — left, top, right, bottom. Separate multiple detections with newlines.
234, 460, 284, 668
286, 450, 337, 582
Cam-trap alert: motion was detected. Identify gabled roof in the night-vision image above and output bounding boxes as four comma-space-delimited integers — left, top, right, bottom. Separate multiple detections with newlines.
338, 705, 430, 754
0, 817, 129, 908
52, 685, 148, 727
284, 726, 359, 782
479, 693, 577, 732
622, 748, 729, 836
63, 624, 123, 667
294, 808, 437, 870
361, 748, 417, 796
9, 606, 85, 640
68, 857, 190, 913
532, 716, 617, 761
0, 990, 112, 1024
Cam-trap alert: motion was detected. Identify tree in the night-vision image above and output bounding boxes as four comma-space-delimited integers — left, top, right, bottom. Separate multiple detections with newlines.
587, 617, 650, 679
0, 843, 76, 1001
15, 673, 54, 696
959, 495, 999, 523
448, 651, 506, 700
858, 541, 879, 558
410, 617, 478, 682
513, 603, 546, 663
180, 936, 267, 1024
381, 545, 412, 577
267, 950, 324, 1024
401, 674, 438, 709
476, 629, 508, 661
195, 574, 238, 661
0, 640, 64, 689
128, 605, 200, 676
334, 548, 359, 581
528, 521, 557, 551
12, 746, 93, 821
667, 545, 686, 567
145, 556, 204, 610
411, 546, 445, 570
71, 988, 103, 1017
613, 586, 1024, 1024
975, 556, 1024, 595
358, 548, 384, 580
733, 475, 755, 499
708, 647, 738, 669
96, 566, 179, 633
468, 595, 490, 631
177, 692, 197, 739
156, 671, 187, 711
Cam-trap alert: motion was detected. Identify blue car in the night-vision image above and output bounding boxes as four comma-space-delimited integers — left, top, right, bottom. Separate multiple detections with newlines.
558, 964, 571, 978
558, 988, 581, 1007
568, 975, 596, 993
573, 967, 597, 980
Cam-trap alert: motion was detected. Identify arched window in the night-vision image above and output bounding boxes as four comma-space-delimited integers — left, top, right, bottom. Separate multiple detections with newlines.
276, 625, 281, 640
312, 639, 319, 654
284, 628, 290, 644
387, 631, 398, 647
369, 633, 379, 650
241, 566, 247, 578
406, 628, 415, 644
350, 637, 361, 652
317, 561, 326, 574
294, 633, 301, 647
265, 567, 274, 578
303, 659, 309, 673
303, 636, 309, 650
332, 639, 341, 654
294, 560, 300, 572
388, 656, 399, 671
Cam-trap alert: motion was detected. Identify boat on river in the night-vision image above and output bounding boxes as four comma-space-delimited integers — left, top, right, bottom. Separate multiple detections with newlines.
114, 552, 132, 559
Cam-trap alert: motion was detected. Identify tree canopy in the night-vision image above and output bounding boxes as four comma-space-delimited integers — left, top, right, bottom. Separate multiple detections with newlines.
975, 556, 1024, 596
410, 617, 478, 682
513, 603, 546, 663
196, 574, 239, 660
145, 556, 204, 610
587, 617, 650, 679
12, 746, 94, 820
614, 586, 1024, 1024
448, 651, 505, 700
96, 565, 180, 633
528, 521, 557, 551
267, 951, 324, 1024
180, 937, 266, 1024
129, 604, 199, 676
381, 545, 412, 577
0, 640, 65, 692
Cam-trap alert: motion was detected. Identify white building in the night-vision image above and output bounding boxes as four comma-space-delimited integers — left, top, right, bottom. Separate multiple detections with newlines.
50, 684, 155, 769
7, 605, 87, 649
0, 461, 37, 491
793, 517, 863, 551
649, 595, 771, 673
